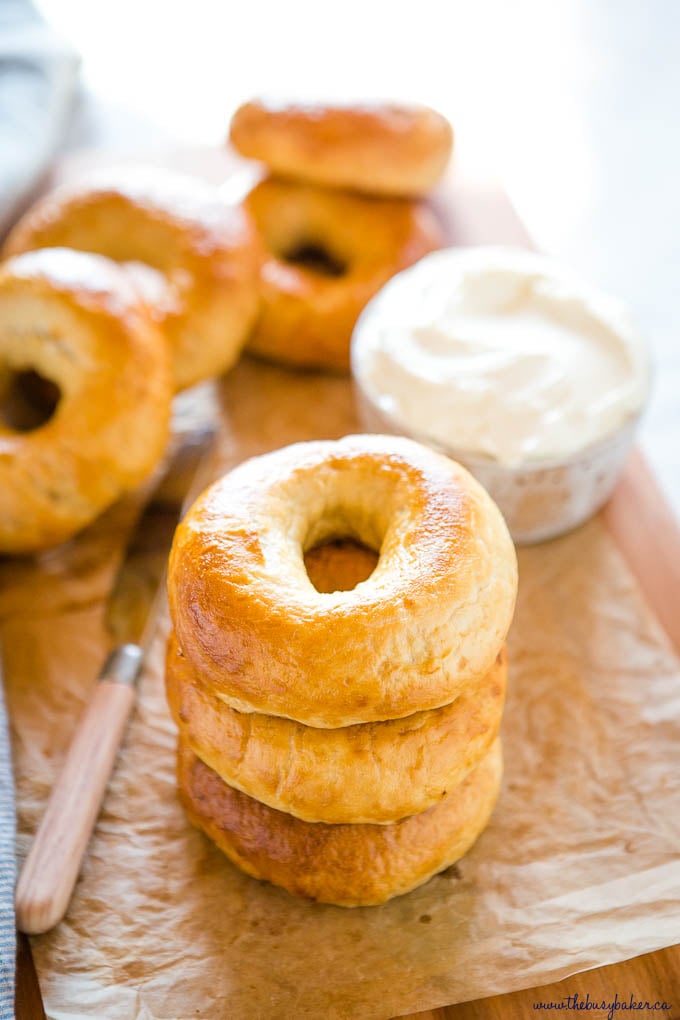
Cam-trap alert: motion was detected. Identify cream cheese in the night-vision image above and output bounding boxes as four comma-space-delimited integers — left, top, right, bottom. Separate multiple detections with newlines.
351, 247, 650, 468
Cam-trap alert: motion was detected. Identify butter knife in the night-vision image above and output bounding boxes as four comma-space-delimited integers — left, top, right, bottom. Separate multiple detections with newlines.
14, 427, 214, 935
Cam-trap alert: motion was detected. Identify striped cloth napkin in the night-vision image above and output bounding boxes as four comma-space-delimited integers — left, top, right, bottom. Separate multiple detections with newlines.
0, 1, 78, 1014
0, 665, 15, 1020
0, 0, 79, 236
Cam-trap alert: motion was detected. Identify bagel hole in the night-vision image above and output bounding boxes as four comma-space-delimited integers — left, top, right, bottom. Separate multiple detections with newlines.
281, 240, 347, 277
0, 369, 61, 432
304, 539, 379, 593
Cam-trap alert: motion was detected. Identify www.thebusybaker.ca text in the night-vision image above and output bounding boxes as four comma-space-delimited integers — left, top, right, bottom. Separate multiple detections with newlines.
533, 992, 671, 1020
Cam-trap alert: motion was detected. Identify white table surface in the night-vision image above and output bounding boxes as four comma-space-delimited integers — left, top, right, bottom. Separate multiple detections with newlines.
35, 0, 680, 515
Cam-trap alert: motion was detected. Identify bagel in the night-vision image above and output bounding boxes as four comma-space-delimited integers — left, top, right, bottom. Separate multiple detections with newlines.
168, 435, 517, 727
167, 633, 506, 823
229, 98, 454, 197
242, 176, 442, 372
0, 248, 171, 553
178, 737, 502, 907
4, 166, 261, 391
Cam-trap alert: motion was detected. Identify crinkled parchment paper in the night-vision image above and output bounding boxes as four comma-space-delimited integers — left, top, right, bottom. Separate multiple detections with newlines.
2, 359, 680, 1020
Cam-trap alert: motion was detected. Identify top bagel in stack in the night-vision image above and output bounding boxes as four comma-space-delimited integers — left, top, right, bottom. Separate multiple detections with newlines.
168, 434, 517, 728
229, 97, 454, 197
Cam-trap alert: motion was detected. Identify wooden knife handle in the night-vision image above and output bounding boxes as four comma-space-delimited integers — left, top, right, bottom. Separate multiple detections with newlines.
15, 644, 143, 935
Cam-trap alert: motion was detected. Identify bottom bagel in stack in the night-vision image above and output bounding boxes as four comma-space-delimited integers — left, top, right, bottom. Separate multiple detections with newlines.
166, 435, 517, 906
177, 738, 503, 907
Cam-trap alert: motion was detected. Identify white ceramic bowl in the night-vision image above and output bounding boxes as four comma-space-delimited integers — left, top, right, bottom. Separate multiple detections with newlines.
351, 246, 651, 544
354, 382, 645, 543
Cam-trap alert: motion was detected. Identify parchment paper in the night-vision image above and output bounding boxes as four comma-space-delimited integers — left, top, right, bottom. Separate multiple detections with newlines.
2, 358, 680, 1020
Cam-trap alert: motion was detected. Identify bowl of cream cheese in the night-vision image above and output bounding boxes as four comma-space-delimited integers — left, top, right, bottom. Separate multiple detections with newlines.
351, 246, 651, 543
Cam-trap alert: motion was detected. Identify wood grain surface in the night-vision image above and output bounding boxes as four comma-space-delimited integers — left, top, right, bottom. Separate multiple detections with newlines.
15, 933, 45, 1020
405, 944, 680, 1019
12, 149, 680, 1019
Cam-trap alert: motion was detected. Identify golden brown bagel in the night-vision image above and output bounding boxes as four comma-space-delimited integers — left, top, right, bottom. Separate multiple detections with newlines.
243, 176, 442, 372
178, 737, 502, 906
167, 633, 506, 823
0, 248, 171, 553
4, 166, 261, 391
230, 98, 454, 197
168, 435, 517, 727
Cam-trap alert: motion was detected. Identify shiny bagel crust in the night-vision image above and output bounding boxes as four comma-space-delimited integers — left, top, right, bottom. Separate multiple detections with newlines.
168, 435, 517, 727
178, 737, 502, 906
0, 249, 171, 553
230, 98, 454, 197
167, 633, 506, 823
243, 176, 442, 372
4, 166, 261, 391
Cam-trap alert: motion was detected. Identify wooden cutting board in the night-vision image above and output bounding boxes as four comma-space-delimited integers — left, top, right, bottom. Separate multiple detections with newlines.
12, 147, 680, 1020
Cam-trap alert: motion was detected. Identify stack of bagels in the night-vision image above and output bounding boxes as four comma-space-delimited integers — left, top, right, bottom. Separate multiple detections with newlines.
0, 166, 261, 553
167, 435, 517, 906
230, 98, 452, 371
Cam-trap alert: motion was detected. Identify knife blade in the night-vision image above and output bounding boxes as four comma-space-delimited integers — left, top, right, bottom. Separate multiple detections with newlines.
105, 425, 216, 650
14, 425, 215, 936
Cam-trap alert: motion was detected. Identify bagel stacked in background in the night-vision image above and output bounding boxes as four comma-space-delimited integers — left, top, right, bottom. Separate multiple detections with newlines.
166, 434, 517, 906
229, 99, 452, 372
0, 166, 261, 553
4, 166, 262, 392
